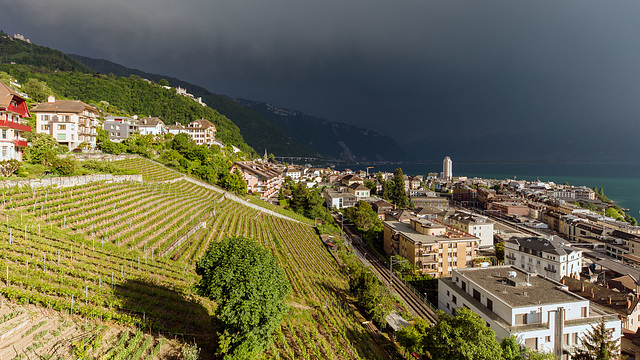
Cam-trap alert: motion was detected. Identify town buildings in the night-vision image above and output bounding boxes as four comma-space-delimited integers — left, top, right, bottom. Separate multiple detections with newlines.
103, 116, 138, 142
0, 81, 31, 161
503, 236, 583, 282
32, 96, 99, 150
438, 266, 621, 358
383, 216, 477, 277
323, 188, 357, 209
167, 122, 186, 135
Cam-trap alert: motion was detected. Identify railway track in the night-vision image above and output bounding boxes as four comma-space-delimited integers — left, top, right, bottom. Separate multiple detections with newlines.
351, 241, 439, 324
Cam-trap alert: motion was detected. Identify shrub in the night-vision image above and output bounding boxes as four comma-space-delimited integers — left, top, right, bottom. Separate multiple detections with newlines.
49, 157, 76, 176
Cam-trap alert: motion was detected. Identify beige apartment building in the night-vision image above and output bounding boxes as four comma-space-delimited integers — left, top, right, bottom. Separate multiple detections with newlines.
383, 216, 477, 278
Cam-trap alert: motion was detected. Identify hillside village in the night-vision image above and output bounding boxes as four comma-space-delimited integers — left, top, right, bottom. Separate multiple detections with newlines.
0, 46, 639, 359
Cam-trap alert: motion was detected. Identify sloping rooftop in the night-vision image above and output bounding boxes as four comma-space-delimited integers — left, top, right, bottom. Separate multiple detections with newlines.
137, 117, 164, 127
506, 236, 579, 256
0, 81, 24, 109
31, 99, 97, 114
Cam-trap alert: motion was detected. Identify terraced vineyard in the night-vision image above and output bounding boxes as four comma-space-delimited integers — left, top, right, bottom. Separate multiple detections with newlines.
0, 157, 389, 359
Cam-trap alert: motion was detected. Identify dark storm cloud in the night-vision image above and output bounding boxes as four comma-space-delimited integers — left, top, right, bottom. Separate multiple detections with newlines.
2, 0, 640, 151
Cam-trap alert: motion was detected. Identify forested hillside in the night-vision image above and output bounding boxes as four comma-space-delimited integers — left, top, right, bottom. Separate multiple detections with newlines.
71, 54, 315, 157
0, 31, 91, 72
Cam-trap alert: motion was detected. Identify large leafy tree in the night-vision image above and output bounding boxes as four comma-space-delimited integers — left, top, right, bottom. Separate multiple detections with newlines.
195, 236, 290, 359
573, 319, 620, 360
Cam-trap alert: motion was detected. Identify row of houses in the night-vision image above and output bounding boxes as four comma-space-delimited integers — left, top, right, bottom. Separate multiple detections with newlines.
103, 116, 219, 147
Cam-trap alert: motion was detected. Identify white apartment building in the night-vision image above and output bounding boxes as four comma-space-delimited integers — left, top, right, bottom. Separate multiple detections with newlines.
185, 119, 216, 146
439, 266, 621, 359
32, 96, 99, 150
447, 211, 494, 248
504, 237, 583, 282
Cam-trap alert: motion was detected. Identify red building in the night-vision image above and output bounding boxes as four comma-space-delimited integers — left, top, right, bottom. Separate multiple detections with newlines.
0, 81, 31, 161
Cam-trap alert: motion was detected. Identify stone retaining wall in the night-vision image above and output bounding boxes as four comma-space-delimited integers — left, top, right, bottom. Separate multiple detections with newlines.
0, 174, 143, 189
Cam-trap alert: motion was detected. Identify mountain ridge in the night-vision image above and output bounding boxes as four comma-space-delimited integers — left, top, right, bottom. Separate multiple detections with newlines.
70, 54, 410, 161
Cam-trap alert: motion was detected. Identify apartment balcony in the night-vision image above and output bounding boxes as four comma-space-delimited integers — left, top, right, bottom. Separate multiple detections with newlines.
506, 254, 516, 260
544, 266, 556, 273
14, 139, 28, 147
0, 119, 31, 132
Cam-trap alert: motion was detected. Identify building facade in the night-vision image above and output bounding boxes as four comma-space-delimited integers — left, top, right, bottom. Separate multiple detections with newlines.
504, 237, 583, 282
103, 116, 138, 142
231, 161, 282, 200
438, 266, 621, 359
0, 81, 31, 161
32, 96, 99, 150
447, 211, 494, 248
383, 217, 477, 277
186, 118, 216, 146
136, 117, 167, 135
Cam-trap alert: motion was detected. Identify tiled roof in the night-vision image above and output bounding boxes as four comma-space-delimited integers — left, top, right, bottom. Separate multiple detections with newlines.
31, 99, 98, 114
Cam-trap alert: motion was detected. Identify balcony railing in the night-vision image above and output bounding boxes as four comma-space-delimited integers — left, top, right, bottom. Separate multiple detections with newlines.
544, 266, 556, 273
14, 139, 28, 147
506, 254, 516, 260
6, 104, 28, 117
0, 119, 31, 132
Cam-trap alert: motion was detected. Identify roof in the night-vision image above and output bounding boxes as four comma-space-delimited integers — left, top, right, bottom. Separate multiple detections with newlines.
385, 310, 410, 331
449, 212, 493, 225
506, 236, 579, 256
232, 161, 281, 180
384, 220, 474, 245
0, 81, 25, 109
31, 99, 98, 114
454, 266, 585, 308
187, 118, 216, 130
137, 117, 164, 127
349, 183, 370, 191
563, 276, 640, 317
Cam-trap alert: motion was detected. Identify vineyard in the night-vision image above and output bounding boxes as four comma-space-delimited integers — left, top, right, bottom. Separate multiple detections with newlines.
0, 157, 389, 359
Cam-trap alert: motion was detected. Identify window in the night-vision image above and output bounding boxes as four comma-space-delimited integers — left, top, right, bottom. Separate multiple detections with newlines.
1, 130, 5, 139
545, 336, 550, 342
57, 124, 66, 130
581, 307, 588, 317
486, 298, 493, 312
462, 281, 467, 292
452, 295, 457, 305
57, 134, 66, 140
1, 146, 6, 157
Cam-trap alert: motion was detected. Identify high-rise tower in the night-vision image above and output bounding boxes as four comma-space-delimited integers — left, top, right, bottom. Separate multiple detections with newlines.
443, 156, 452, 181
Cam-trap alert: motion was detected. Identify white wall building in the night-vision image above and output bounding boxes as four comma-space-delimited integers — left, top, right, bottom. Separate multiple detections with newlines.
136, 117, 167, 136
438, 266, 621, 359
447, 211, 494, 248
185, 118, 216, 146
32, 96, 99, 150
443, 156, 452, 181
504, 237, 583, 282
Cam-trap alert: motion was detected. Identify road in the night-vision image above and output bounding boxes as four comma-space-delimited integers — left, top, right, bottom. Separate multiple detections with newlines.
338, 217, 438, 324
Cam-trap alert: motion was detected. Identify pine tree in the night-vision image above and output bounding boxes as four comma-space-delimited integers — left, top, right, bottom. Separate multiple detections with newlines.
573, 318, 620, 360
391, 168, 409, 208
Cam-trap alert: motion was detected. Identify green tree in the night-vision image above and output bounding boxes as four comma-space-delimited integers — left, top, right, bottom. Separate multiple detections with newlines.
348, 261, 393, 326
572, 318, 620, 360
289, 183, 308, 213
22, 78, 53, 102
397, 317, 429, 354
158, 78, 169, 86
495, 242, 505, 262
195, 236, 290, 359
364, 179, 376, 194
391, 168, 409, 208
220, 169, 247, 195
25, 133, 63, 166
49, 157, 76, 176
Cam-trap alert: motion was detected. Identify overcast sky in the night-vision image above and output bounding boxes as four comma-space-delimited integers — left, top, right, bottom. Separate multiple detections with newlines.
2, 0, 640, 152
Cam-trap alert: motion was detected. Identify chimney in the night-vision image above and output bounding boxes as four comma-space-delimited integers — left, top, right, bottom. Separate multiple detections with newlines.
607, 296, 612, 305
628, 299, 632, 309
589, 288, 595, 299
47, 95, 55, 103
581, 283, 585, 292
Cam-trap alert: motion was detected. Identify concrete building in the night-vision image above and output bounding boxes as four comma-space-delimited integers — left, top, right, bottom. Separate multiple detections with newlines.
443, 156, 452, 181
231, 161, 283, 200
383, 217, 477, 277
347, 183, 370, 200
103, 116, 138, 142
32, 96, 99, 149
447, 211, 495, 248
167, 122, 186, 135
504, 237, 583, 282
438, 266, 621, 359
0, 81, 31, 161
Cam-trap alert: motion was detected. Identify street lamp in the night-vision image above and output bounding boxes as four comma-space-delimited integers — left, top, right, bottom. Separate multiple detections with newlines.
389, 256, 409, 291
